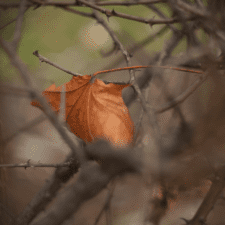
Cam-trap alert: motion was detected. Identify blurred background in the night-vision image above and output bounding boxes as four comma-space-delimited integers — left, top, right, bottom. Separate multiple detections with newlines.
2, 0, 223, 225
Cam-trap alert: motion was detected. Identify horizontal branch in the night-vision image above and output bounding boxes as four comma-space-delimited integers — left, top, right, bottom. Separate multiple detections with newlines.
0, 1, 196, 26
14, 153, 80, 225
77, 0, 196, 26
30, 140, 142, 225
0, 160, 72, 169
0, 83, 32, 97
0, 0, 167, 9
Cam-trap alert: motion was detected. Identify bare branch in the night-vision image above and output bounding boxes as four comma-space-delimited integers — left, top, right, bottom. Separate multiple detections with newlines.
195, 0, 205, 8
30, 140, 142, 225
14, 153, 80, 225
155, 72, 208, 114
33, 50, 83, 77
77, 0, 195, 26
189, 167, 225, 225
12, 0, 27, 50
91, 8, 133, 68
94, 180, 117, 225
61, 6, 94, 18
0, 37, 86, 164
0, 0, 168, 9
0, 83, 32, 97
147, 4, 178, 32
176, 0, 209, 18
0, 18, 17, 30
2, 114, 47, 146
0, 161, 72, 168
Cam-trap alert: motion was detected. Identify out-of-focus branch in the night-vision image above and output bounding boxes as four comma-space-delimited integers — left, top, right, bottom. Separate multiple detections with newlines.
0, 39, 85, 165
0, 0, 168, 9
61, 6, 94, 18
0, 83, 32, 97
1, 114, 46, 146
12, 0, 27, 50
30, 140, 142, 225
1, 39, 85, 161
91, 7, 133, 69
89, 1, 161, 155
195, 0, 205, 8
0, 160, 72, 168
154, 72, 208, 114
77, 0, 195, 26
146, 4, 178, 32
176, 0, 209, 18
14, 153, 80, 225
187, 166, 225, 225
94, 181, 117, 225
0, 37, 86, 225
0, 18, 17, 30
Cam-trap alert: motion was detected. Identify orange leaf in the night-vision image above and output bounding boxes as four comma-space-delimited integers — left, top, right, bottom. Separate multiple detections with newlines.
31, 75, 134, 148
31, 65, 203, 148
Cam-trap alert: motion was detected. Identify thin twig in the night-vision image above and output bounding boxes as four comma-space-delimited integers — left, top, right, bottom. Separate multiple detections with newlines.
12, 0, 27, 50
95, 180, 117, 225
60, 6, 94, 18
14, 153, 80, 225
0, 6, 29, 31
195, 0, 205, 8
91, 8, 133, 67
102, 26, 169, 70
0, 43, 86, 225
0, 18, 17, 30
133, 85, 150, 144
77, 0, 195, 26
147, 4, 178, 32
188, 166, 225, 225
176, 0, 209, 18
33, 51, 83, 77
0, 0, 169, 9
1, 114, 47, 146
154, 72, 208, 114
29, 140, 141, 225
157, 31, 184, 66
0, 83, 32, 97
0, 161, 72, 168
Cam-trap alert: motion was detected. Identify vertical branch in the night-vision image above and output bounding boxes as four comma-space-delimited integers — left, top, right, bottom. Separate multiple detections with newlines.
0, 37, 86, 164
12, 0, 27, 50
59, 84, 66, 125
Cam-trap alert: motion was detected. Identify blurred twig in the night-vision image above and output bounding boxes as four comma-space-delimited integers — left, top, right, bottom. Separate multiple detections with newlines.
0, 0, 167, 8
12, 0, 27, 51
154, 71, 207, 114
30, 140, 141, 225
0, 160, 72, 168
76, 0, 195, 26
14, 153, 80, 225
1, 114, 46, 146
188, 166, 225, 225
94, 180, 117, 225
